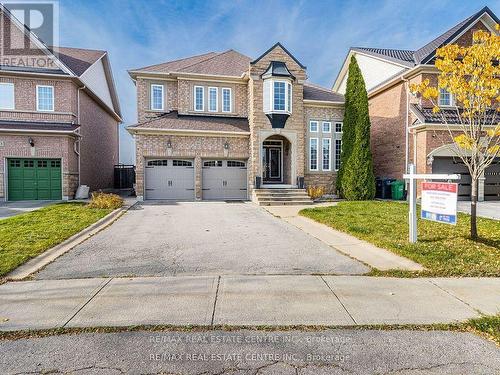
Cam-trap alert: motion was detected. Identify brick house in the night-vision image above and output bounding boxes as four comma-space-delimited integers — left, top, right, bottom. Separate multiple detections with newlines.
333, 6, 500, 201
0, 6, 121, 201
128, 43, 344, 203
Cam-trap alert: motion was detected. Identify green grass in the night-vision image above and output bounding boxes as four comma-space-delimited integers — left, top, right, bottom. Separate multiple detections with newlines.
0, 203, 112, 277
467, 315, 500, 344
300, 201, 500, 277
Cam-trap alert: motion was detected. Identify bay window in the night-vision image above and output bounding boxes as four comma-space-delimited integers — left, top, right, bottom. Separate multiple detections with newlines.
263, 79, 292, 113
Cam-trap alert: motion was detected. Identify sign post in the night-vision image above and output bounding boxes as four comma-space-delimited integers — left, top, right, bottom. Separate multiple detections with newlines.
403, 164, 461, 243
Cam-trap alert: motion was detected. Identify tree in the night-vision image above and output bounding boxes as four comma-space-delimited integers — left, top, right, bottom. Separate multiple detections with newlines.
411, 26, 500, 240
336, 56, 358, 195
338, 56, 376, 200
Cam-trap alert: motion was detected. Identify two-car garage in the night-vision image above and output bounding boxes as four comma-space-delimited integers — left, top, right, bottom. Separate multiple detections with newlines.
144, 158, 247, 201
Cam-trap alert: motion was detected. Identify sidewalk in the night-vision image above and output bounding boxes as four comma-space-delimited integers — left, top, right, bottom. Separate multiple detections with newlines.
263, 203, 424, 271
1, 275, 498, 331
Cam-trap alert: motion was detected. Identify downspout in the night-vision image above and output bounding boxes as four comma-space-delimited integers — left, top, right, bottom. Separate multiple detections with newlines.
76, 85, 86, 186
402, 78, 410, 174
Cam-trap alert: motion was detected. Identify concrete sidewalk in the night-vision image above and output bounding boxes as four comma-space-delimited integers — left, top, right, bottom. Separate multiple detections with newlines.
1, 276, 498, 331
263, 204, 424, 271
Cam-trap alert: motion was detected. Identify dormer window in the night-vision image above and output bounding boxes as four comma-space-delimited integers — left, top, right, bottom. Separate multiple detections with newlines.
438, 88, 454, 107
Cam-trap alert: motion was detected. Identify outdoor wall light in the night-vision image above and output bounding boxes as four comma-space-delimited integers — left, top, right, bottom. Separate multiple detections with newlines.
166, 138, 172, 148
223, 141, 229, 150
28, 137, 35, 147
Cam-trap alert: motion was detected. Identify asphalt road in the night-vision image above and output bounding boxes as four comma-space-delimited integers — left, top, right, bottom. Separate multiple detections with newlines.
34, 202, 368, 279
1, 329, 499, 374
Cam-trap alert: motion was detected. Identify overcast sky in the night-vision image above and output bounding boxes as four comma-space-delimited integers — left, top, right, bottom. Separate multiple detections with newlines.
58, 0, 499, 164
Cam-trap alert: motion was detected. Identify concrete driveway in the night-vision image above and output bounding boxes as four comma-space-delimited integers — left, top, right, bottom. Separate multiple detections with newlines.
457, 201, 500, 220
0, 200, 56, 220
34, 202, 369, 279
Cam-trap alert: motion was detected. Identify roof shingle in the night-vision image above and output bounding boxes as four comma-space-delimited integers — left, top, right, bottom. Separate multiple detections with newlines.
56, 46, 106, 76
129, 111, 250, 133
303, 83, 344, 102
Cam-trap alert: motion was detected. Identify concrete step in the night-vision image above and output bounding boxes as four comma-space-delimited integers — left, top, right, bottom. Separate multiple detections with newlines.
255, 189, 306, 194
258, 200, 314, 206
258, 197, 313, 202
255, 193, 311, 198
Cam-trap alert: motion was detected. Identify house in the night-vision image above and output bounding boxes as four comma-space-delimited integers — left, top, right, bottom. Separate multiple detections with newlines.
0, 5, 121, 201
333, 6, 500, 201
127, 43, 344, 203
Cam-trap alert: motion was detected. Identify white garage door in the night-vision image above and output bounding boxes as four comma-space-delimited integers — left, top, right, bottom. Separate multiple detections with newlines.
202, 160, 248, 200
145, 159, 195, 200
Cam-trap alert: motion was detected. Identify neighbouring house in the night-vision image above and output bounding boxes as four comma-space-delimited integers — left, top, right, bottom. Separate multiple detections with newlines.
333, 6, 500, 201
0, 5, 121, 201
127, 43, 344, 203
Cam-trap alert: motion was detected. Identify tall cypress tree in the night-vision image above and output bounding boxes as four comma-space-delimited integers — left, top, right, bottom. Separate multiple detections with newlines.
341, 56, 376, 200
336, 56, 358, 196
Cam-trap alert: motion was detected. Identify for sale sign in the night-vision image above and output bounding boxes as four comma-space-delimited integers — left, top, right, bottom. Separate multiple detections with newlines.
421, 182, 458, 225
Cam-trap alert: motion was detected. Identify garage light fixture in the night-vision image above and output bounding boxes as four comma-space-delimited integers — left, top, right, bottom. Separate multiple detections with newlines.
28, 138, 35, 147
166, 138, 172, 148
223, 141, 229, 150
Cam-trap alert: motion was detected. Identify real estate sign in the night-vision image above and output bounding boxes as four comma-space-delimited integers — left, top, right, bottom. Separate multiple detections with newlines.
421, 182, 458, 225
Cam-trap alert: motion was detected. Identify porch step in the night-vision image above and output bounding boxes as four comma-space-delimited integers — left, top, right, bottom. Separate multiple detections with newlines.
254, 188, 313, 206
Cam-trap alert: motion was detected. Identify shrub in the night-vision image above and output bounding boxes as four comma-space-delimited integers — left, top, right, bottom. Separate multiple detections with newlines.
306, 185, 326, 200
87, 192, 123, 209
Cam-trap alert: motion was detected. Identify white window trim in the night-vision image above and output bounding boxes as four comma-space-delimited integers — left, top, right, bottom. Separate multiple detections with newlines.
322, 121, 331, 133
0, 82, 15, 110
194, 85, 204, 112
309, 137, 319, 171
309, 120, 319, 133
208, 86, 218, 112
335, 139, 342, 171
36, 85, 54, 112
438, 88, 454, 107
322, 138, 331, 171
222, 87, 232, 113
150, 84, 164, 111
271, 79, 292, 113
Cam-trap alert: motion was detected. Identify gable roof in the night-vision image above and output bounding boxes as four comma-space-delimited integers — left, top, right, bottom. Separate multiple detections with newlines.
251, 42, 306, 69
303, 82, 344, 103
131, 50, 251, 77
57, 47, 106, 76
350, 47, 415, 67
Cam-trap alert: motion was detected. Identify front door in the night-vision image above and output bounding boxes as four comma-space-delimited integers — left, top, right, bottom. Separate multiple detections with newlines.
263, 145, 282, 183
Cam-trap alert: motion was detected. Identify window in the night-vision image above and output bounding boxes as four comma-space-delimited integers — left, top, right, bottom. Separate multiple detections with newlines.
309, 138, 318, 171
147, 160, 168, 166
273, 81, 286, 111
322, 121, 331, 133
287, 82, 292, 112
51, 160, 61, 168
335, 122, 343, 133
438, 88, 453, 106
9, 159, 20, 167
36, 85, 54, 111
263, 79, 292, 113
309, 120, 318, 132
322, 138, 331, 171
24, 160, 34, 168
208, 87, 218, 112
194, 86, 204, 111
335, 140, 342, 170
222, 88, 231, 112
0, 83, 14, 109
37, 160, 47, 168
227, 160, 246, 167
173, 160, 193, 167
150, 84, 164, 111
204, 160, 223, 167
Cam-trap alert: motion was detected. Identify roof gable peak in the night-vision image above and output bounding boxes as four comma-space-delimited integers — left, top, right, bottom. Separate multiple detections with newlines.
251, 42, 306, 69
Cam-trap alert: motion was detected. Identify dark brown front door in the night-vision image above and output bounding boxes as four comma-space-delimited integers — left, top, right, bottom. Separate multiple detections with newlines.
263, 146, 282, 183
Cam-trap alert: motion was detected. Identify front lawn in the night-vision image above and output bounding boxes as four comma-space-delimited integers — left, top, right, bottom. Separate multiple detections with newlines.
0, 203, 112, 277
300, 201, 500, 277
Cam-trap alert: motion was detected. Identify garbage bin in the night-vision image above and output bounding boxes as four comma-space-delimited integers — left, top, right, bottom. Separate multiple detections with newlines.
391, 180, 405, 200
375, 178, 383, 198
382, 178, 395, 199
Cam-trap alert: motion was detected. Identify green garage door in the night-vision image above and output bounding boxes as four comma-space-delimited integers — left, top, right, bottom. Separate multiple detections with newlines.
8, 159, 62, 201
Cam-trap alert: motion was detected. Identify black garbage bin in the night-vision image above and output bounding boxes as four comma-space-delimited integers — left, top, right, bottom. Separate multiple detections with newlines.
375, 178, 383, 198
382, 178, 395, 199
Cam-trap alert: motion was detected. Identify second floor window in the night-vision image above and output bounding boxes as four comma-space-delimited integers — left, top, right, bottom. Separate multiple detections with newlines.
273, 81, 286, 111
209, 87, 218, 112
438, 88, 453, 107
37, 85, 54, 111
222, 88, 231, 112
194, 86, 204, 111
150, 84, 164, 111
0, 83, 14, 110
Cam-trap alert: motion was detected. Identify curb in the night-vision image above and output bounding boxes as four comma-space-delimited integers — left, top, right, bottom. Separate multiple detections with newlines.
5, 202, 136, 281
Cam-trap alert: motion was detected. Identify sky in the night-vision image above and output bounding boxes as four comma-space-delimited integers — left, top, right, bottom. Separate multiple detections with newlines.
57, 0, 500, 165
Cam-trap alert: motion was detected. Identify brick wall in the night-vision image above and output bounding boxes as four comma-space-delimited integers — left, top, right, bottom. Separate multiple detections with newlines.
79, 90, 119, 191
0, 76, 77, 123
136, 78, 177, 123
134, 134, 250, 199
0, 134, 78, 199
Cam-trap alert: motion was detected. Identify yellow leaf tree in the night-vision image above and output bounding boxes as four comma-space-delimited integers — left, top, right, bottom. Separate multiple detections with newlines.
411, 26, 500, 240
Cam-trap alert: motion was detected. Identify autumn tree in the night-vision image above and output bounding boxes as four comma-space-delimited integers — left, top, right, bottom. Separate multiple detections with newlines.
411, 26, 500, 240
